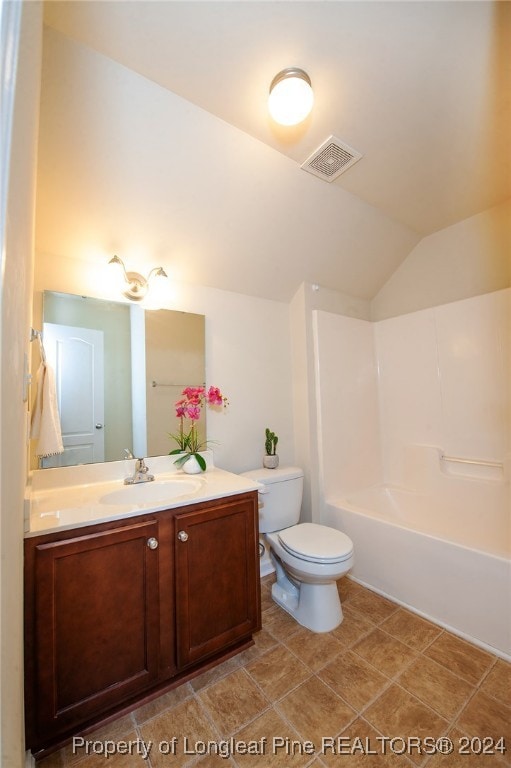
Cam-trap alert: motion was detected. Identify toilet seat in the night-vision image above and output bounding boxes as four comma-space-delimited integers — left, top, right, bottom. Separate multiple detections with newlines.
278, 523, 353, 565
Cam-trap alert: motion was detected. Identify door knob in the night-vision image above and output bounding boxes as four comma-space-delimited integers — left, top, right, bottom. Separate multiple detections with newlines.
95, 423, 104, 429
177, 531, 189, 542
147, 537, 159, 550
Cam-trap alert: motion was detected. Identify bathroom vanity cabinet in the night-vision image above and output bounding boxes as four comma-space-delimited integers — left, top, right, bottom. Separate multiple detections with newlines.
24, 491, 260, 755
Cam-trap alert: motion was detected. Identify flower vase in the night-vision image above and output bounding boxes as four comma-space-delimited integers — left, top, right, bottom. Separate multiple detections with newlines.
182, 455, 204, 474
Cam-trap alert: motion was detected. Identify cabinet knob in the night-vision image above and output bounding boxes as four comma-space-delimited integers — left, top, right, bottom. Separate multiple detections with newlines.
147, 537, 159, 550
177, 530, 189, 542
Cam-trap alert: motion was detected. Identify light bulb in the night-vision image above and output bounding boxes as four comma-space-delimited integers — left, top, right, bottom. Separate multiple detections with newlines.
106, 255, 127, 293
143, 267, 169, 310
268, 68, 314, 126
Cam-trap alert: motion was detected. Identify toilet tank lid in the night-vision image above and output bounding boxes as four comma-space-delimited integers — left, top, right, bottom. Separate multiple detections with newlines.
240, 466, 303, 485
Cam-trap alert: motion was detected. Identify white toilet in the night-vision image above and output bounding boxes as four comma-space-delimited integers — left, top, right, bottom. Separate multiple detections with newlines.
242, 466, 354, 633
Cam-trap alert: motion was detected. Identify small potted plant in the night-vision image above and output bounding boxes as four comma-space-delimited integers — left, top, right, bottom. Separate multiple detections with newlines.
263, 428, 279, 469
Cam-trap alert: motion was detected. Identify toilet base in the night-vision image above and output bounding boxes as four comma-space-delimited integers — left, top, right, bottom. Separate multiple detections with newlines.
271, 568, 343, 633
259, 536, 276, 577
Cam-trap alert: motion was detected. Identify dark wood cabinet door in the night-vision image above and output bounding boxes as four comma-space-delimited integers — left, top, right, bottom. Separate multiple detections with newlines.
174, 493, 260, 667
27, 519, 160, 742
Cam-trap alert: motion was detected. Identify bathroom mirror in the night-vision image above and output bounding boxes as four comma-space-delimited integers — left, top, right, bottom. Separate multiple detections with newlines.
37, 290, 205, 468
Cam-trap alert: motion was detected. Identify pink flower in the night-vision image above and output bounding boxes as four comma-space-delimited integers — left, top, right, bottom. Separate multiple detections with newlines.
207, 386, 224, 406
182, 386, 205, 405
186, 404, 201, 421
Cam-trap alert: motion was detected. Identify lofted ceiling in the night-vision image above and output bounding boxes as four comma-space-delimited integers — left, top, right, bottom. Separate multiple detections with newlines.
40, 1, 511, 302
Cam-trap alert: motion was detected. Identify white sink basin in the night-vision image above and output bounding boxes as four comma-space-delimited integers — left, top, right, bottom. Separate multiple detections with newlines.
100, 478, 201, 506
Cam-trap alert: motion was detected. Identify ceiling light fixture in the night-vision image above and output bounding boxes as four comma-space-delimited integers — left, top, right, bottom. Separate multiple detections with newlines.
107, 255, 169, 305
268, 67, 314, 126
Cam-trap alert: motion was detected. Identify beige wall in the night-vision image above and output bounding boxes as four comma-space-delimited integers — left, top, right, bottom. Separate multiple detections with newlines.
1, 3, 43, 765
371, 199, 511, 320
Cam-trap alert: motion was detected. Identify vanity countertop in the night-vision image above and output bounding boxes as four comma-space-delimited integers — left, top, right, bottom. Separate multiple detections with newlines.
25, 455, 261, 538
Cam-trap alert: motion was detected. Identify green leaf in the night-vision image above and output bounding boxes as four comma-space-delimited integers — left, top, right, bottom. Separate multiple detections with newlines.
194, 453, 207, 471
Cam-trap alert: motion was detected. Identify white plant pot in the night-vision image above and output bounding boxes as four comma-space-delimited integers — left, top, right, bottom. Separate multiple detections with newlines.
182, 455, 204, 474
263, 454, 279, 469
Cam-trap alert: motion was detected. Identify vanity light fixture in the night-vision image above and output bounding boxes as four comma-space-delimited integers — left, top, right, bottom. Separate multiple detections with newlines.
268, 67, 314, 126
107, 255, 169, 304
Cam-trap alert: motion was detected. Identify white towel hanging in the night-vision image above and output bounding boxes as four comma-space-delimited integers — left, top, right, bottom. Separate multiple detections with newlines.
30, 362, 64, 458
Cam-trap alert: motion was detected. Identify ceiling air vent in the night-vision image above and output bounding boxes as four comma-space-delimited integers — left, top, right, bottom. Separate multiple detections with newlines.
301, 135, 363, 182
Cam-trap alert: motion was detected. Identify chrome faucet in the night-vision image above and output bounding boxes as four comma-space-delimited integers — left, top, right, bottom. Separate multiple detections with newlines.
124, 457, 155, 485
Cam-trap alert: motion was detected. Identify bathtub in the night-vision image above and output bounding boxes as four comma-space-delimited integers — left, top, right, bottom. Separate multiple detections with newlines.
324, 482, 511, 659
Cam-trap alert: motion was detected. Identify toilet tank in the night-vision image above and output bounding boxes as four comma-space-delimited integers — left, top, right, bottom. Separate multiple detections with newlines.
241, 466, 304, 533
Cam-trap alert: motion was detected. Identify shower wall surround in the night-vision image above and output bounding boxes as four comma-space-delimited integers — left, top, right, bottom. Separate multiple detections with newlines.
313, 313, 382, 498
314, 288, 510, 496
376, 288, 509, 488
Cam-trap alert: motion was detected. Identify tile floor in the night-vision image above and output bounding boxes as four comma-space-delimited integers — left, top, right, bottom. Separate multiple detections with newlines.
40, 576, 510, 768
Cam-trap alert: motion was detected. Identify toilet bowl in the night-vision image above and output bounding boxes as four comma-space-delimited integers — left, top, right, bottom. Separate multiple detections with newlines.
267, 522, 354, 632
241, 466, 354, 632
